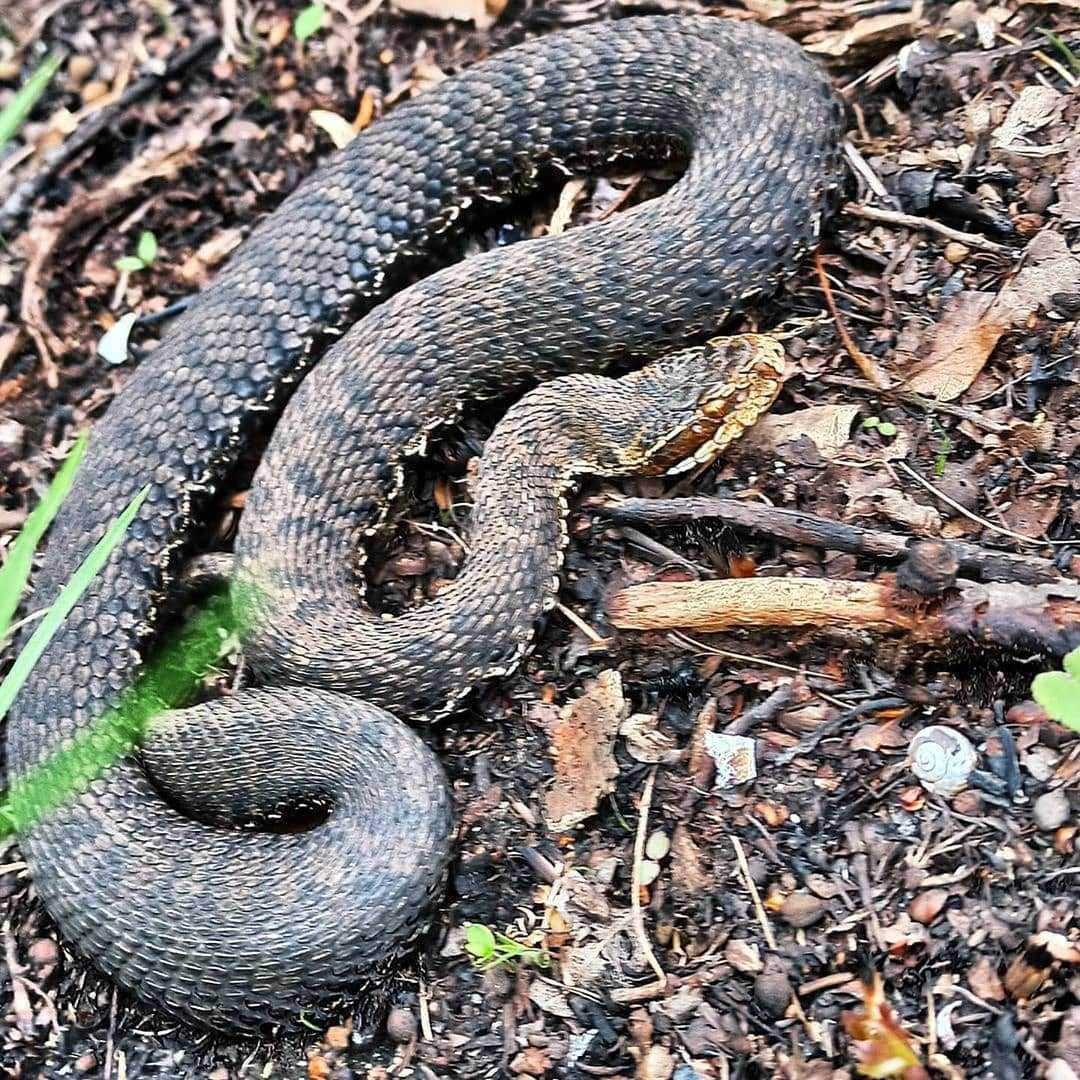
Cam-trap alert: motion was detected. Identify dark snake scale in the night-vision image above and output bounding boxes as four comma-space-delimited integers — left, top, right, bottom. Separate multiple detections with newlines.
8, 17, 845, 1033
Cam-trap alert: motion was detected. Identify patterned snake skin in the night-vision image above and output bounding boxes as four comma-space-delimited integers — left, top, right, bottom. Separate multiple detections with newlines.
7, 16, 844, 1033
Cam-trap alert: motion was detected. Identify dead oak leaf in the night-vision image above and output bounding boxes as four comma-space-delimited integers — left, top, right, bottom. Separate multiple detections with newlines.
745, 403, 859, 460
541, 670, 625, 831
905, 231, 1080, 401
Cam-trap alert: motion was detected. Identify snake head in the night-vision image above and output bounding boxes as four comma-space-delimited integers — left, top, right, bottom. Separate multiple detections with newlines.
627, 334, 785, 475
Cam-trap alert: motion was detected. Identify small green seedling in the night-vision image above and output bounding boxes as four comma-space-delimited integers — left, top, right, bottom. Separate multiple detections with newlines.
1032, 647, 1080, 733
464, 924, 550, 973
862, 416, 897, 439
0, 52, 63, 153
294, 4, 326, 42
115, 230, 159, 274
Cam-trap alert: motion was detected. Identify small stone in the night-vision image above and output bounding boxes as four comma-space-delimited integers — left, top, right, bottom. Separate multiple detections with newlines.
724, 938, 763, 974
510, 1046, 551, 1076
1033, 789, 1070, 832
1026, 177, 1056, 214
944, 242, 969, 264
27, 938, 58, 966
386, 1006, 417, 1044
80, 80, 109, 105
307, 1054, 330, 1079
74, 1053, 97, 1074
0, 419, 24, 457
778, 892, 828, 928
325, 1025, 350, 1050
753, 969, 793, 1018
909, 889, 949, 926
645, 831, 670, 861
638, 859, 661, 886
66, 55, 95, 85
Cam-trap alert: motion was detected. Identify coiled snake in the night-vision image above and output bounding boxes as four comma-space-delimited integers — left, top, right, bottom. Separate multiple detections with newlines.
7, 16, 844, 1033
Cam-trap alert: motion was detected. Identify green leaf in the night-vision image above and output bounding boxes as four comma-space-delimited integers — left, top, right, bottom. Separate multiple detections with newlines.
877, 421, 898, 438
0, 433, 87, 639
114, 255, 145, 273
0, 52, 63, 153
1063, 646, 1080, 679
0, 485, 149, 724
1032, 670, 1080, 732
136, 230, 158, 265
293, 3, 325, 42
464, 923, 496, 959
861, 416, 880, 430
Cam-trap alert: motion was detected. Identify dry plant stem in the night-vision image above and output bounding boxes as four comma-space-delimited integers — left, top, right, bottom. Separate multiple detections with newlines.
608, 575, 1080, 657
731, 836, 776, 950
603, 495, 1063, 585
843, 202, 1012, 255
0, 33, 219, 234
814, 252, 892, 390
632, 767, 667, 987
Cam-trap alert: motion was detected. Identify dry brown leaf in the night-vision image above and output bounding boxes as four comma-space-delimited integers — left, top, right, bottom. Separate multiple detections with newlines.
669, 824, 710, 897
390, 0, 505, 29
966, 955, 1005, 1001
547, 178, 588, 236
992, 86, 1068, 157
804, 12, 916, 57
851, 719, 908, 753
619, 711, 677, 764
905, 231, 1080, 401
541, 671, 625, 831
841, 973, 925, 1078
747, 403, 859, 458
310, 109, 359, 149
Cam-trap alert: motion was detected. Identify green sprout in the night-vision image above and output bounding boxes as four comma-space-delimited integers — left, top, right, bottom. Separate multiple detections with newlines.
464, 924, 551, 973
114, 230, 158, 274
0, 52, 63, 153
294, 4, 326, 42
862, 416, 897, 438
1031, 647, 1080, 733
0, 438, 253, 836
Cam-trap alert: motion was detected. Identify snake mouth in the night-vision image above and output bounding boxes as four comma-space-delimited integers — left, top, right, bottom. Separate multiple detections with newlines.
648, 336, 785, 474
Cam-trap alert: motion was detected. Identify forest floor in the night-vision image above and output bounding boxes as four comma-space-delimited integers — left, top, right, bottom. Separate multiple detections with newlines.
0, 0, 1078, 1078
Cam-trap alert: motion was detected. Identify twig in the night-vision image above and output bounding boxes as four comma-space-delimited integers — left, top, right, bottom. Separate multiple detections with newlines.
723, 680, 804, 736
895, 462, 1075, 548
774, 697, 909, 767
843, 203, 1012, 255
814, 252, 892, 390
0, 33, 219, 235
104, 987, 119, 1080
602, 495, 1064, 585
555, 602, 607, 644
631, 767, 666, 987
730, 836, 776, 950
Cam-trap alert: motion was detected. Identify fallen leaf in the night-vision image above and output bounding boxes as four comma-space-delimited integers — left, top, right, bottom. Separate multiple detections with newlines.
669, 824, 710, 897
967, 955, 1005, 1001
541, 671, 625, 831
905, 231, 1080, 400
851, 718, 909, 753
746, 403, 859, 458
991, 86, 1068, 157
619, 711, 677, 764
390, 0, 505, 30
841, 973, 925, 1078
310, 108, 360, 149
804, 12, 916, 58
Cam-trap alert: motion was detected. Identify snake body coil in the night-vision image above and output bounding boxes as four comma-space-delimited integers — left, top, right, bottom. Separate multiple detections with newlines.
8, 17, 844, 1032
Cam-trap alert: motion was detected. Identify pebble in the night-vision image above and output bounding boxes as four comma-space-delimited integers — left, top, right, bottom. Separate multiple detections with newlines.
778, 892, 829, 928
944, 241, 969, 264
0, 418, 24, 457
645, 831, 670, 861
66, 55, 95, 85
753, 969, 793, 1018
325, 1025, 350, 1050
638, 859, 661, 886
1026, 177, 1056, 214
80, 80, 109, 105
28, 938, 58, 966
73, 1053, 97, 1074
1033, 789, 1070, 832
386, 1006, 418, 1044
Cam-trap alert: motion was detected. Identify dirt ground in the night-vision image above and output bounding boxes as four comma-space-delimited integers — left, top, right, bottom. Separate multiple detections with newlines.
1, 0, 1078, 1078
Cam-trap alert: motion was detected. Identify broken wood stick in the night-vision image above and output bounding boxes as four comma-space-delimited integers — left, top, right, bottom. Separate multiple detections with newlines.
601, 496, 1063, 586
607, 575, 1080, 657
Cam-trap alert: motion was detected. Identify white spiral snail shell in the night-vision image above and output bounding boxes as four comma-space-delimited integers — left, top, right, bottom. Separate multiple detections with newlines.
908, 726, 978, 797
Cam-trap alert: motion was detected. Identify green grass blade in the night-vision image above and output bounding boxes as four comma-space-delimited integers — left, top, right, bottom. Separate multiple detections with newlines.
0, 51, 63, 153
0, 484, 148, 723
0, 432, 88, 639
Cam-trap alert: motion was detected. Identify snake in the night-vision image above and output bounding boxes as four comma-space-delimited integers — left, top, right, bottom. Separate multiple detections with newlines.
6, 16, 844, 1034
